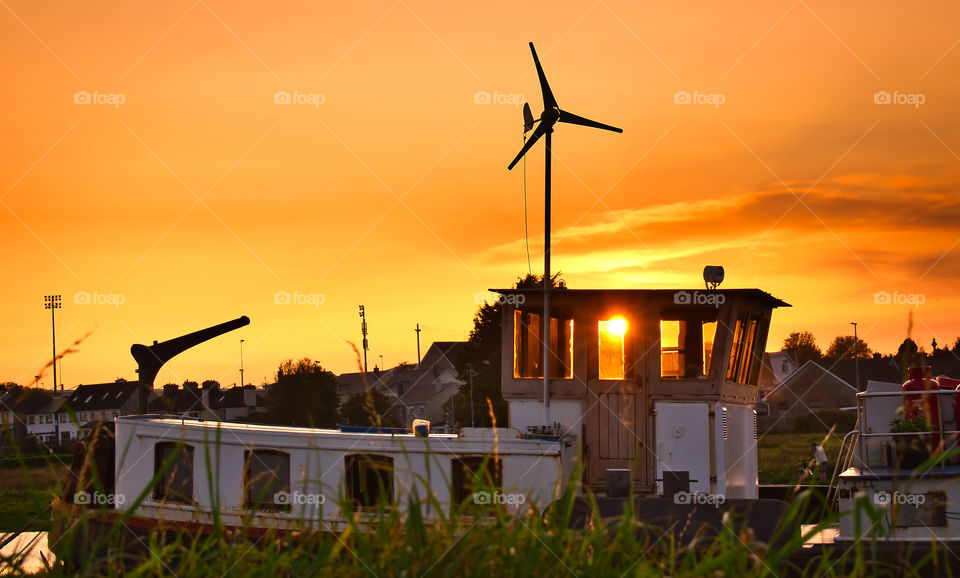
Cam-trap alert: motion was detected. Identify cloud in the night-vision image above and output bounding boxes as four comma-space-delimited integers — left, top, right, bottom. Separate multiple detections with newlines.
478, 173, 960, 281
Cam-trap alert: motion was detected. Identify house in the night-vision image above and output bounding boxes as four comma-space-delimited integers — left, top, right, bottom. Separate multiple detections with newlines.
336, 368, 395, 405
0, 387, 71, 445
383, 342, 466, 429
757, 350, 798, 398
758, 360, 859, 433
150, 382, 263, 421
62, 380, 142, 437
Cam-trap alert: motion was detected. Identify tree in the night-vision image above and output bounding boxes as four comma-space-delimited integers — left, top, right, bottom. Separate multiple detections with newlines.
895, 338, 925, 376
452, 273, 558, 428
952, 337, 960, 356
781, 331, 823, 364
825, 335, 873, 360
263, 358, 339, 427
339, 389, 398, 427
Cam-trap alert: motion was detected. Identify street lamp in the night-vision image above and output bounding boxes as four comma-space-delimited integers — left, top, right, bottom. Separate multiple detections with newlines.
43, 295, 61, 391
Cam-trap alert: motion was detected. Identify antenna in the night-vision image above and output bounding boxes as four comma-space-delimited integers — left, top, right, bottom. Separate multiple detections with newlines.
507, 42, 622, 426
359, 305, 369, 373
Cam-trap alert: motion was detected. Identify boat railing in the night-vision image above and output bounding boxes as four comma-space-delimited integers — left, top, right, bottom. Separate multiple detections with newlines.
853, 389, 960, 473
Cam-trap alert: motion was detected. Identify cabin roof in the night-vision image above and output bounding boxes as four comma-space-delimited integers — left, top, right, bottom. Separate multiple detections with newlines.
490, 287, 790, 308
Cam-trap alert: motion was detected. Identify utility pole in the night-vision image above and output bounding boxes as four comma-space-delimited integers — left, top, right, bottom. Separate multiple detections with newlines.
851, 322, 860, 392
44, 295, 61, 391
359, 306, 369, 373
415, 324, 422, 365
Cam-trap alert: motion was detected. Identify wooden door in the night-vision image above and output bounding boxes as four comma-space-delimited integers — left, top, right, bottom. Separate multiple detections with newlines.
585, 378, 645, 489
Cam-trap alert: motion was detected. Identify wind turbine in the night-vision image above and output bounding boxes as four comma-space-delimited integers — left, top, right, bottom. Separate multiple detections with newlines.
508, 42, 622, 427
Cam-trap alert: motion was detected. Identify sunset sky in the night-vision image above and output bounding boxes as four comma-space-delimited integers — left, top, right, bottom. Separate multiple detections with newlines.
2, 1, 960, 389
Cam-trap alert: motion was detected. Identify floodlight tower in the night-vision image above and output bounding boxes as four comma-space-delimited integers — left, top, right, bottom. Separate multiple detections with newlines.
43, 295, 61, 391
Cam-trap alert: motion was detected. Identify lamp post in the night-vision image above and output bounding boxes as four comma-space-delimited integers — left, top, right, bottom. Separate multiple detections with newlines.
851, 322, 860, 392
239, 339, 245, 387
43, 295, 61, 391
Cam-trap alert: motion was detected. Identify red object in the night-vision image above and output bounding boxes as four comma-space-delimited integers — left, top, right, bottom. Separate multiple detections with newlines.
903, 366, 941, 448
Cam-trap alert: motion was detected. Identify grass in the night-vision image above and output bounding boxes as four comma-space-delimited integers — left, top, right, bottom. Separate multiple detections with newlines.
758, 433, 845, 485
0, 463, 68, 532
2, 433, 957, 576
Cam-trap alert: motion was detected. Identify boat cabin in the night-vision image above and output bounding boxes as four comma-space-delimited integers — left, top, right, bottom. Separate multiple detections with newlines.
493, 287, 789, 497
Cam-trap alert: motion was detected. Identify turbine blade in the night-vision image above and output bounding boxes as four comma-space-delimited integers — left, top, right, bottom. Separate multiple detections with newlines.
508, 123, 547, 170
522, 102, 535, 133
557, 109, 623, 133
529, 42, 558, 110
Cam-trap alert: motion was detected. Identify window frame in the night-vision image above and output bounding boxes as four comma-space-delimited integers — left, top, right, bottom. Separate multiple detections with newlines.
244, 449, 291, 512
345, 453, 394, 511
513, 309, 574, 379
153, 442, 195, 504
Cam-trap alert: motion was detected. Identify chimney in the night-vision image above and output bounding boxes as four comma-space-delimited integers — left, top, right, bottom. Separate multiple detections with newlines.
201, 382, 219, 412
243, 385, 256, 407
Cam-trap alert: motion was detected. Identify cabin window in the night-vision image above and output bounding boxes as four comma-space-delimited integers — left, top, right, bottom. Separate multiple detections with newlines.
513, 310, 573, 379
598, 318, 627, 380
660, 309, 718, 379
726, 315, 764, 385
452, 456, 503, 507
28, 416, 35, 425
244, 450, 290, 511
154, 442, 194, 503
345, 454, 394, 510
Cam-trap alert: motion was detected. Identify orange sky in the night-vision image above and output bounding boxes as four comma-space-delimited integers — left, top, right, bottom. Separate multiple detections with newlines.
2, 0, 960, 388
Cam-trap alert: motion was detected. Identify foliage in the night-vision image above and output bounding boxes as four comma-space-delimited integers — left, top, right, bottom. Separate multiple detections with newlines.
824, 335, 873, 360
262, 358, 339, 428
452, 273, 558, 428
339, 388, 399, 427
889, 417, 932, 433
781, 331, 823, 364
